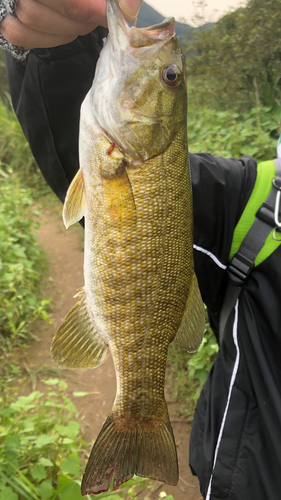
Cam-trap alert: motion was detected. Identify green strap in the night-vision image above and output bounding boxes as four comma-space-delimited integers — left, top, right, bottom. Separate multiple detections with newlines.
219, 159, 281, 343
230, 160, 281, 266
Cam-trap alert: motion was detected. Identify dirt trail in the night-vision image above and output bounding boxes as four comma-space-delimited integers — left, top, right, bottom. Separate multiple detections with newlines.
24, 202, 202, 500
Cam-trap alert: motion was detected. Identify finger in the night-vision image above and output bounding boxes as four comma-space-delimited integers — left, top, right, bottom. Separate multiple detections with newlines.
119, 0, 143, 20
16, 0, 97, 36
37, 0, 107, 24
0, 15, 79, 49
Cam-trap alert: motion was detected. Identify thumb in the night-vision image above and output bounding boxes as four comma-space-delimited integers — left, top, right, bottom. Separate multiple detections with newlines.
119, 0, 143, 20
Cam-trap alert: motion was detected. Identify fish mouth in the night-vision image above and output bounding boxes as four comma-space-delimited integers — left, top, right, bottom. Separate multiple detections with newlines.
107, 0, 175, 49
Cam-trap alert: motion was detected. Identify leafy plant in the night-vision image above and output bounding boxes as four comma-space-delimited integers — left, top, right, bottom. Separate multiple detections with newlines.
187, 326, 218, 401
0, 100, 36, 176
167, 311, 218, 412
0, 377, 84, 500
0, 166, 50, 354
0, 377, 174, 500
0, 98, 48, 193
167, 342, 195, 418
188, 105, 278, 161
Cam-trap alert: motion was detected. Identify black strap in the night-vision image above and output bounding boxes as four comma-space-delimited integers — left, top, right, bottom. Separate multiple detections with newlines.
219, 158, 281, 344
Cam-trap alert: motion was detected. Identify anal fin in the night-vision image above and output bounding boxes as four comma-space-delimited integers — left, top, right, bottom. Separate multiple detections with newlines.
51, 289, 107, 369
174, 272, 205, 352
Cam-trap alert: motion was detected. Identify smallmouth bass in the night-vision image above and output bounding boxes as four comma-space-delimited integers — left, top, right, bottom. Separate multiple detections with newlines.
51, 0, 205, 494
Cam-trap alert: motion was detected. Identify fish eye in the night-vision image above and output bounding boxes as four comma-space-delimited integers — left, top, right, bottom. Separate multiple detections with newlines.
162, 64, 181, 88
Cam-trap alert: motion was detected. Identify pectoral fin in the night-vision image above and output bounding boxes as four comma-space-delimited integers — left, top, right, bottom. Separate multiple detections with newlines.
102, 166, 137, 225
174, 273, 205, 352
51, 288, 107, 369
95, 136, 137, 225
63, 169, 85, 229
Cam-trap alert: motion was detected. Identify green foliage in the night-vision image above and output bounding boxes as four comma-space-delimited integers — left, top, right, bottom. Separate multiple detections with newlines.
167, 311, 218, 411
187, 326, 218, 401
0, 166, 50, 353
185, 0, 281, 112
0, 377, 174, 500
0, 378, 85, 500
0, 99, 48, 193
0, 100, 36, 176
188, 105, 278, 161
167, 342, 195, 418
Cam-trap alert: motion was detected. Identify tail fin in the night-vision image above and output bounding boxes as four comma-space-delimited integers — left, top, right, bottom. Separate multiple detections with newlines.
81, 411, 178, 495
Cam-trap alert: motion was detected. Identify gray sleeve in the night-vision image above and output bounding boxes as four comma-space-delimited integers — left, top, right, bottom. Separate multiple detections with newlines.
0, 0, 29, 62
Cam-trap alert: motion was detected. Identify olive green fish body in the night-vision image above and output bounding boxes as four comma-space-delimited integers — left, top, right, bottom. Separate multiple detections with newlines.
51, 0, 205, 494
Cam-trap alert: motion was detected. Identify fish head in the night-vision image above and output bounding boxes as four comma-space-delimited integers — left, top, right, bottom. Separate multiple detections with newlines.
89, 0, 187, 164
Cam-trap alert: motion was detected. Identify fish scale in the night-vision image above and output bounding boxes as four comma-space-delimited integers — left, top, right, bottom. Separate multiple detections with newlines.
89, 158, 187, 341
50, 0, 205, 494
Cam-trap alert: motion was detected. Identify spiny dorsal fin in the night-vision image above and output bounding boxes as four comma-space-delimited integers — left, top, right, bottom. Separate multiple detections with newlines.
174, 272, 205, 353
63, 169, 85, 229
51, 288, 107, 369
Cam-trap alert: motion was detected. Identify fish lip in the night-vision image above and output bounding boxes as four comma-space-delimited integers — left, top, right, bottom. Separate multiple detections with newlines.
134, 17, 176, 39
107, 0, 176, 47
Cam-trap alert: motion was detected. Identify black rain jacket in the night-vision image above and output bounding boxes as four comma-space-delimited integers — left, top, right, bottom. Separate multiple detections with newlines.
5, 31, 281, 500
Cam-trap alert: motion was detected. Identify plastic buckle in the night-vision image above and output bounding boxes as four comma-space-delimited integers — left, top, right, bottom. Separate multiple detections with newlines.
256, 203, 275, 228
227, 253, 254, 287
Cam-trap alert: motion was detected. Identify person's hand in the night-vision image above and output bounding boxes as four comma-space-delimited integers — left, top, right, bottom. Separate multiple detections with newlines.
0, 0, 143, 50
